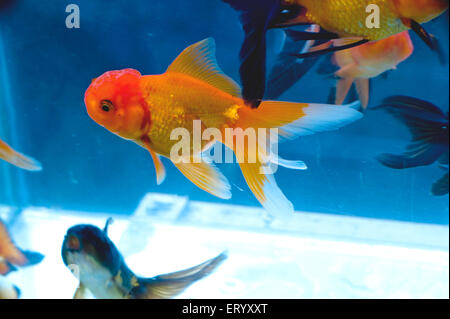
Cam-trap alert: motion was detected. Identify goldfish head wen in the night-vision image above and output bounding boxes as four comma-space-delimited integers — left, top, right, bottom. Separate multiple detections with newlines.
61, 224, 121, 271
84, 69, 150, 140
393, 0, 449, 23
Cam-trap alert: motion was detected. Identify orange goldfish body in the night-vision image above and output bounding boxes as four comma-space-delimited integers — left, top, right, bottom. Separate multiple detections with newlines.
333, 31, 414, 109
222, 0, 448, 107
278, 0, 448, 41
85, 38, 363, 216
0, 138, 42, 171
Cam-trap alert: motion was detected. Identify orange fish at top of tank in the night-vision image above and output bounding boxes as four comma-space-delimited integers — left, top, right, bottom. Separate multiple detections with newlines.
332, 31, 414, 109
277, 0, 449, 40
84, 38, 363, 216
222, 0, 448, 107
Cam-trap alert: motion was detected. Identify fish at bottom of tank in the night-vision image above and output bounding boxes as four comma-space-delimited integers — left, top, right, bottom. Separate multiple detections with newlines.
61, 218, 227, 299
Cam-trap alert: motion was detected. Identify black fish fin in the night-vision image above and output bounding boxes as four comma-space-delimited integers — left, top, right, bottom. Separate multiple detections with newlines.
266, 29, 326, 99
377, 147, 443, 169
317, 55, 339, 75
131, 252, 227, 299
13, 284, 21, 298
292, 39, 369, 59
327, 86, 336, 104
284, 29, 339, 41
21, 250, 45, 267
408, 19, 434, 49
222, 0, 281, 108
376, 96, 449, 169
432, 173, 449, 196
103, 217, 114, 234
380, 71, 391, 80
407, 19, 447, 65
430, 34, 448, 65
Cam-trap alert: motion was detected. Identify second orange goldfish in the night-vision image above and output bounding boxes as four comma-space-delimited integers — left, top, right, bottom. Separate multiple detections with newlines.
332, 31, 414, 109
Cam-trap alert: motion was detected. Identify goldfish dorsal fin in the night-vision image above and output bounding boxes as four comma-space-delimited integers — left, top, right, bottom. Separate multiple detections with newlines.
166, 38, 241, 97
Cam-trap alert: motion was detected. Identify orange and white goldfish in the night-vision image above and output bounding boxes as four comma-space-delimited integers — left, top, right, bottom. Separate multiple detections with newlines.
84, 38, 362, 216
332, 31, 414, 109
0, 138, 42, 171
222, 0, 448, 107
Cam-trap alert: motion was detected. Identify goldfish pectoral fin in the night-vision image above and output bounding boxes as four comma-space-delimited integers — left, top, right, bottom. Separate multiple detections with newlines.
133, 252, 227, 299
432, 173, 449, 196
173, 159, 231, 199
292, 39, 368, 59
354, 78, 370, 111
223, 0, 282, 108
0, 139, 42, 171
73, 283, 91, 299
335, 77, 354, 105
166, 38, 241, 97
148, 149, 166, 185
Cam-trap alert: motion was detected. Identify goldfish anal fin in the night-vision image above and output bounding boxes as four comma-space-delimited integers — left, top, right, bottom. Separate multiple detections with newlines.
355, 78, 370, 110
132, 252, 227, 299
150, 149, 166, 185
335, 77, 354, 105
173, 157, 231, 200
239, 160, 294, 217
0, 139, 42, 171
0, 220, 28, 268
166, 38, 241, 97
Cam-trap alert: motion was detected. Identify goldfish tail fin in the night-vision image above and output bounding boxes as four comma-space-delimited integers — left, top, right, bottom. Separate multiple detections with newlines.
376, 96, 448, 169
238, 100, 363, 140
132, 252, 227, 299
173, 158, 231, 200
0, 139, 42, 171
233, 100, 362, 216
222, 0, 281, 107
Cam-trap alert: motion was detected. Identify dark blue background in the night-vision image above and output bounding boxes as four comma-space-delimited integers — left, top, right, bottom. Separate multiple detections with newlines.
0, 0, 448, 224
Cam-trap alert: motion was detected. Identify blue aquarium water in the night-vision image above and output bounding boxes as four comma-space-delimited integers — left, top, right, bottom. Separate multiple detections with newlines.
0, 0, 448, 299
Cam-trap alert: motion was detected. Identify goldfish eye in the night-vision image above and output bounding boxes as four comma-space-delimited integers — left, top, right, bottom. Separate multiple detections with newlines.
100, 100, 114, 112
